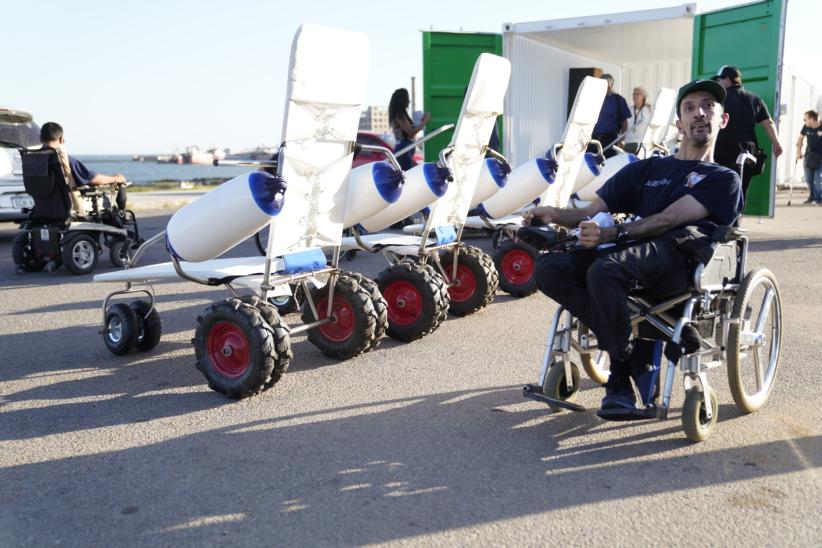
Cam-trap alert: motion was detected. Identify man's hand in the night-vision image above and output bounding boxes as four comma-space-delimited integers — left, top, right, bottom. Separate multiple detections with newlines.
578, 220, 603, 248
773, 142, 783, 157
522, 206, 553, 226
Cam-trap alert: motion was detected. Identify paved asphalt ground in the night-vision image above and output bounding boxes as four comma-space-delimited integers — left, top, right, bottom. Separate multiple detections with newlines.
0, 192, 820, 547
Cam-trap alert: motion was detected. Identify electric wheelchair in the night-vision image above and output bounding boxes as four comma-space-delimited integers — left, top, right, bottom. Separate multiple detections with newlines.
519, 203, 781, 442
12, 147, 141, 275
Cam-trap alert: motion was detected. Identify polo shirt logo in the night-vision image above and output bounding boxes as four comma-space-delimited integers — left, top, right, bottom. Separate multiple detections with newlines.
685, 172, 706, 188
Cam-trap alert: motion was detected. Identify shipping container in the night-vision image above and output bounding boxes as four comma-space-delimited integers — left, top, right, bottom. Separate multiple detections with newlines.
423, 1, 791, 216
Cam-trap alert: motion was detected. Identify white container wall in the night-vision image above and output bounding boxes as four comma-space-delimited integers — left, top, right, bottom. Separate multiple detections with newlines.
502, 5, 696, 167
776, 66, 822, 187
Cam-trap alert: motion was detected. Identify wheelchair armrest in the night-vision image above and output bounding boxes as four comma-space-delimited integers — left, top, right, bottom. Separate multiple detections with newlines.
711, 225, 746, 243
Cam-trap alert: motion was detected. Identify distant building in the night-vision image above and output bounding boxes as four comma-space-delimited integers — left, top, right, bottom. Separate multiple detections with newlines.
359, 106, 389, 133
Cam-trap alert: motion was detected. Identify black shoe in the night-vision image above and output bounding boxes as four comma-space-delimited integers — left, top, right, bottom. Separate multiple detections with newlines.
803, 198, 814, 204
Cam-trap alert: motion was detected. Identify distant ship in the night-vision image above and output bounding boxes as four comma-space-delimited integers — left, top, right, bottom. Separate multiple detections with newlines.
181, 145, 225, 165
224, 146, 277, 161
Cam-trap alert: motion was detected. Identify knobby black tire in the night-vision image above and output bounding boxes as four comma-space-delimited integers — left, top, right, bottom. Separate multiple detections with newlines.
493, 240, 538, 297
342, 271, 387, 352
302, 274, 379, 360
130, 300, 162, 352
439, 245, 499, 316
376, 261, 450, 342
194, 299, 280, 399
239, 296, 292, 389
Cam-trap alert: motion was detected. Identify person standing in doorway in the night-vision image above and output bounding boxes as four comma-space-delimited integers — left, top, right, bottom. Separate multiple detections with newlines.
591, 74, 631, 158
623, 86, 652, 155
712, 65, 783, 203
796, 109, 822, 205
389, 88, 430, 170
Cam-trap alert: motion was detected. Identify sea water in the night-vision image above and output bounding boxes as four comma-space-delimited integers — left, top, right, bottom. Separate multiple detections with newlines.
75, 155, 251, 185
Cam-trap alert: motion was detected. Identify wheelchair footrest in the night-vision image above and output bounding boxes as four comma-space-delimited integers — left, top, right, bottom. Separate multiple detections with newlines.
522, 384, 586, 412
596, 404, 658, 422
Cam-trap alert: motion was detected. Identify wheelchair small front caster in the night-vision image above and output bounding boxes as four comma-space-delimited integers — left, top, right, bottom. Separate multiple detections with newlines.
682, 386, 718, 442
543, 361, 581, 411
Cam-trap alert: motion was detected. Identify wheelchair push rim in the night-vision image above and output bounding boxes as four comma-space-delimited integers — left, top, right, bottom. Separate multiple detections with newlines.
727, 269, 782, 413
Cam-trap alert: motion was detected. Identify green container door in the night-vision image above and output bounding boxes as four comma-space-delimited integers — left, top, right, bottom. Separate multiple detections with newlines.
691, 0, 787, 217
421, 32, 502, 162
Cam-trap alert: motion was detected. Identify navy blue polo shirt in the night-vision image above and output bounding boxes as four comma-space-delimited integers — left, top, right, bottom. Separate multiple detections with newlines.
593, 93, 631, 135
68, 156, 97, 186
596, 156, 743, 234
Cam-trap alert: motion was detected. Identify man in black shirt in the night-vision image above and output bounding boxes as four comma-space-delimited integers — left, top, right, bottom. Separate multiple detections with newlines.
525, 79, 743, 418
712, 65, 782, 202
796, 109, 822, 205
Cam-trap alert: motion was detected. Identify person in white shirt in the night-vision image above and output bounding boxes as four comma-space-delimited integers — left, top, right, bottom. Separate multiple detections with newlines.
623, 86, 652, 155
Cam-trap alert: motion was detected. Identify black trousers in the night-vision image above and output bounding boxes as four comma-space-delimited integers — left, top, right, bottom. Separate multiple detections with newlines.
715, 140, 756, 201
534, 239, 691, 381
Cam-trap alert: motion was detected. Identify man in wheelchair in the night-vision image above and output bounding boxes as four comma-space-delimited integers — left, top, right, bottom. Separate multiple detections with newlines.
523, 80, 743, 420
38, 122, 129, 217
13, 122, 140, 274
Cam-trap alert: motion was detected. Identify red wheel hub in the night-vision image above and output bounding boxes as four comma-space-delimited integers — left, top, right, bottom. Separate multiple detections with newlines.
383, 280, 423, 326
317, 295, 356, 342
445, 263, 477, 303
208, 321, 250, 378
501, 249, 534, 285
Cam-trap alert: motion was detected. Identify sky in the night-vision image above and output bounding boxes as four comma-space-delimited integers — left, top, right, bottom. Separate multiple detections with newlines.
2, 0, 818, 154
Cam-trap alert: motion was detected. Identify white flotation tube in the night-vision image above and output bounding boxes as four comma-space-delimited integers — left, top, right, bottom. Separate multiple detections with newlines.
574, 153, 639, 201
343, 160, 404, 227
477, 156, 557, 219
469, 157, 509, 209
166, 171, 286, 262
356, 162, 451, 233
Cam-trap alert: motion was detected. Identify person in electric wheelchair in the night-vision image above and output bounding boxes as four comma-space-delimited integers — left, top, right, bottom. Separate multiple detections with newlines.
13, 122, 140, 274
523, 79, 743, 420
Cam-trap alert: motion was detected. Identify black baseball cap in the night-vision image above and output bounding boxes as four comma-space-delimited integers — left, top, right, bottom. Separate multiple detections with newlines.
712, 65, 741, 81
676, 79, 726, 116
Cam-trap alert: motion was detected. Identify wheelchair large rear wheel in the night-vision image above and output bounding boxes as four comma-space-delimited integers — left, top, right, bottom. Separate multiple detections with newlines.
62, 233, 99, 275
543, 361, 581, 411
493, 240, 538, 297
727, 268, 782, 413
194, 299, 284, 398
577, 324, 610, 385
682, 386, 718, 442
439, 246, 498, 316
302, 274, 379, 360
377, 261, 450, 342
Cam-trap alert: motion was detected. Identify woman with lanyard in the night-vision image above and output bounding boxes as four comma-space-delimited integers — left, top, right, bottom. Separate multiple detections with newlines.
388, 88, 429, 170
623, 86, 652, 155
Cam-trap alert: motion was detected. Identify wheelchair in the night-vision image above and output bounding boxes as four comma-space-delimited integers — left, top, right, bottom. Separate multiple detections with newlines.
520, 209, 781, 442
12, 147, 141, 275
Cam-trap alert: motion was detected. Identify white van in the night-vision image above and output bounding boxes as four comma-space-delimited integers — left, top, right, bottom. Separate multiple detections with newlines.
0, 108, 39, 222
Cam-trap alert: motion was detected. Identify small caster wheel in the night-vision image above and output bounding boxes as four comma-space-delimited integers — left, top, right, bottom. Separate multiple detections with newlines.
543, 361, 581, 412
130, 300, 162, 352
109, 239, 130, 268
103, 303, 140, 355
682, 386, 718, 442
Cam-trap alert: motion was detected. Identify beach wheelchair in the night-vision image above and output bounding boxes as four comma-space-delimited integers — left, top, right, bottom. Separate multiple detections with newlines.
521, 211, 781, 442
13, 147, 140, 275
